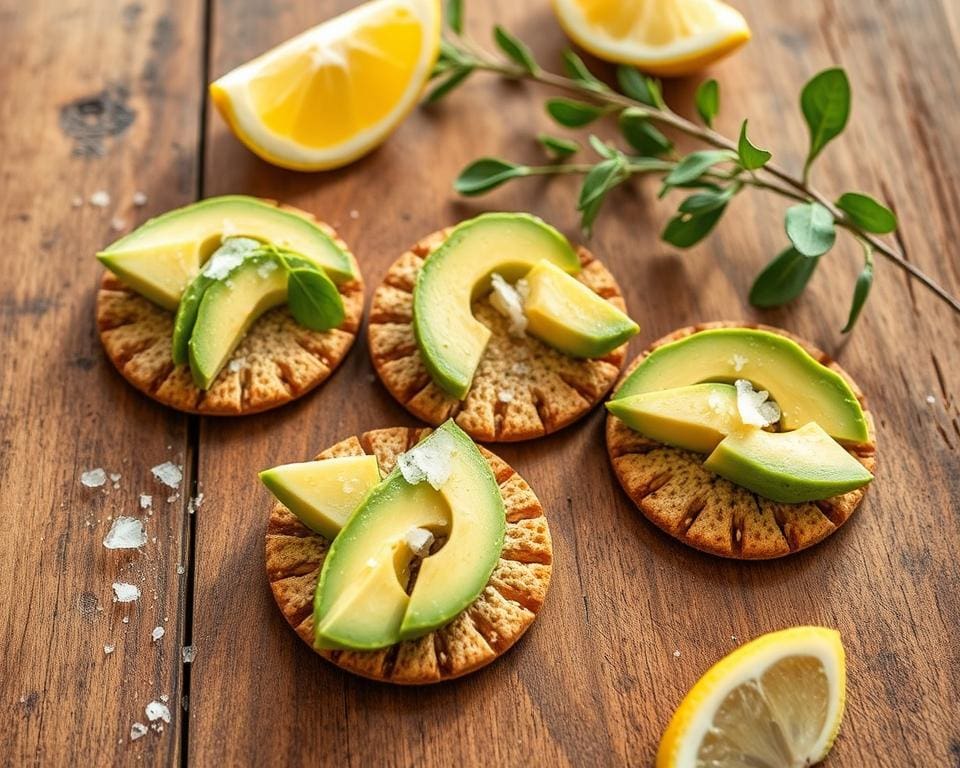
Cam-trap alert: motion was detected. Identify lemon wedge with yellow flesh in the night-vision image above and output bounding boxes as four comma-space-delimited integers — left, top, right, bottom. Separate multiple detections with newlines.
210, 0, 440, 171
657, 627, 846, 768
552, 0, 750, 77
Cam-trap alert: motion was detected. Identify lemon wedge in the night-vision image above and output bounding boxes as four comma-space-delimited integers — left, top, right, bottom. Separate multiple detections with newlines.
552, 0, 750, 77
210, 0, 440, 171
657, 627, 846, 768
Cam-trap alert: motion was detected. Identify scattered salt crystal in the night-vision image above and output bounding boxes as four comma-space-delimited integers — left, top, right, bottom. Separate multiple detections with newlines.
404, 527, 434, 557
132, 191, 148, 206
110, 217, 126, 231
89, 190, 110, 208
181, 645, 195, 663
734, 379, 781, 428
497, 390, 514, 403
139, 494, 152, 510
193, 492, 204, 508
112, 582, 141, 603
145, 701, 171, 723
673, 649, 681, 658
167, 494, 179, 504
227, 357, 245, 373
256, 260, 278, 279
80, 468, 107, 488
730, 354, 748, 373
707, 391, 734, 416
104, 644, 115, 654
103, 517, 147, 549
151, 461, 182, 488
926, 395, 936, 405
730, 635, 739, 642
349, 209, 359, 219
176, 564, 185, 575
397, 430, 457, 490
510, 362, 530, 376
202, 237, 259, 278
341, 477, 359, 494
151, 626, 165, 642
130, 722, 148, 741
489, 273, 528, 337
71, 195, 83, 208
122, 616, 130, 624
109, 472, 121, 483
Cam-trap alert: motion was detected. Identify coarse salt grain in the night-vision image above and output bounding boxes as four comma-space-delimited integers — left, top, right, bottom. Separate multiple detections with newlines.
734, 379, 781, 428
497, 390, 514, 403
104, 644, 115, 654
90, 190, 110, 208
145, 701, 171, 723
80, 468, 107, 488
132, 191, 148, 206
397, 430, 457, 490
151, 626, 165, 642
139, 494, 152, 510
103, 517, 147, 549
130, 723, 148, 741
730, 354, 748, 373
151, 461, 182, 489
110, 217, 126, 232
227, 357, 245, 373
202, 237, 259, 279
926, 395, 936, 405
112, 582, 141, 603
489, 273, 528, 337
181, 645, 195, 663
404, 527, 434, 558
673, 649, 681, 658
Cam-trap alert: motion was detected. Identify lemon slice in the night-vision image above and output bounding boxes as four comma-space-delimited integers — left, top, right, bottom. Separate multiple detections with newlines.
657, 627, 846, 768
552, 0, 750, 77
210, 0, 440, 171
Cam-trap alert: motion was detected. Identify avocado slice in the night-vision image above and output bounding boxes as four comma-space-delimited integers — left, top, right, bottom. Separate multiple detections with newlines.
413, 213, 581, 399
523, 259, 639, 358
259, 455, 381, 539
612, 328, 869, 445
606, 383, 740, 454
314, 420, 505, 651
704, 422, 873, 503
97, 195, 356, 310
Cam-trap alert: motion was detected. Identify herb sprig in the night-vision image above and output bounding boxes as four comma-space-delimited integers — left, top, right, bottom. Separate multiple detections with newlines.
429, 0, 960, 329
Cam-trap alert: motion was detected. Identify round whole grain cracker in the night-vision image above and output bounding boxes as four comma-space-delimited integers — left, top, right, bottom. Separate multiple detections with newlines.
368, 228, 630, 442
605, 322, 877, 560
95, 203, 363, 415
265, 426, 552, 684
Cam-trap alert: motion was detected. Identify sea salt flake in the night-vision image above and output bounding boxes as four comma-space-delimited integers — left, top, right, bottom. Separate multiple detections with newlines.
104, 644, 115, 654
89, 190, 110, 208
489, 273, 528, 337
103, 517, 147, 549
145, 701, 171, 723
203, 237, 259, 278
139, 494, 152, 510
151, 461, 182, 488
110, 217, 126, 232
112, 582, 141, 603
497, 390, 514, 403
181, 645, 196, 663
735, 379, 781, 428
397, 430, 457, 490
151, 626, 165, 642
349, 209, 359, 219
227, 357, 246, 373
132, 191, 148, 206
130, 722, 148, 741
730, 354, 748, 373
177, 564, 185, 575
193, 492, 204, 508
81, 468, 107, 487
109, 472, 121, 483
256, 260, 278, 279
926, 395, 936, 405
404, 527, 434, 557
160, 694, 169, 702
122, 616, 130, 624
673, 649, 681, 658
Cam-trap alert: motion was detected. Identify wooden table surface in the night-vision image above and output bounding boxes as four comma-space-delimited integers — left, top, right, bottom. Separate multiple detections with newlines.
3, 0, 958, 765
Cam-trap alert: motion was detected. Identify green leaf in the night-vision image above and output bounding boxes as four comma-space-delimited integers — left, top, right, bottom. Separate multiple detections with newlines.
801, 68, 850, 173
619, 108, 672, 157
678, 186, 736, 215
785, 202, 836, 257
615, 66, 657, 106
453, 158, 527, 196
445, 0, 463, 34
537, 133, 580, 159
836, 192, 897, 234
588, 135, 616, 159
494, 25, 538, 74
695, 79, 719, 127
661, 207, 726, 248
562, 49, 609, 92
424, 65, 473, 103
286, 267, 345, 331
749, 247, 820, 307
546, 98, 605, 127
737, 119, 771, 170
662, 150, 731, 188
577, 158, 627, 234
842, 260, 873, 332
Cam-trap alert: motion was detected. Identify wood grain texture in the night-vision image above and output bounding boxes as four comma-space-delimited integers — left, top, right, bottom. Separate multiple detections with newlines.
0, 0, 204, 764
1, 0, 958, 765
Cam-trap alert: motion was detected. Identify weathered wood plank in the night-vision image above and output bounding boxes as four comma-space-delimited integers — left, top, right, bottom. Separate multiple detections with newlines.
0, 0, 203, 764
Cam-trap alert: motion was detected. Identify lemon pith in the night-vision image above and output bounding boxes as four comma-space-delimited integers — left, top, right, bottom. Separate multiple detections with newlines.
552, 0, 750, 77
211, 0, 441, 171
657, 627, 846, 768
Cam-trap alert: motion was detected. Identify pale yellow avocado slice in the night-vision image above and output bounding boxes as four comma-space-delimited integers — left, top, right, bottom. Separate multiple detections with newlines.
413, 213, 581, 399
704, 422, 873, 503
523, 259, 638, 358
612, 328, 869, 445
259, 455, 381, 539
98, 240, 203, 312
314, 420, 505, 651
606, 383, 739, 453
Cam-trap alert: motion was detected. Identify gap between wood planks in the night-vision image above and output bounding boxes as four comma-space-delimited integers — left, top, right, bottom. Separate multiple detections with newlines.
179, 0, 214, 763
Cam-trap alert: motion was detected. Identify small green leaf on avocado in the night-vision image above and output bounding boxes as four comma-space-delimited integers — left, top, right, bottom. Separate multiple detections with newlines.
836, 192, 898, 234
286, 267, 345, 331
695, 79, 719, 127
785, 202, 836, 257
737, 119, 771, 170
546, 98, 606, 128
454, 158, 527, 195
749, 247, 820, 307
493, 25, 538, 74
